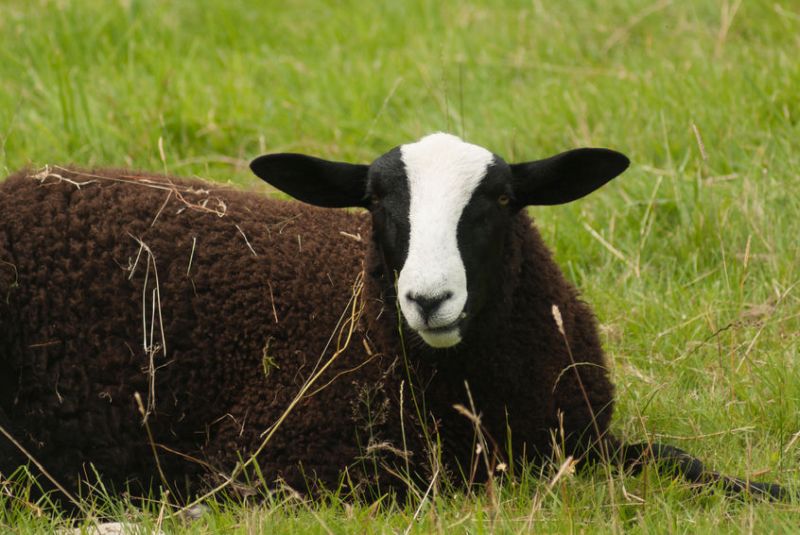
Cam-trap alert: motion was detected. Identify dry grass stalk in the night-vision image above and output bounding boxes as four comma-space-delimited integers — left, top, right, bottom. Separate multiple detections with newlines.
0, 259, 18, 281
31, 165, 98, 189
550, 305, 607, 451
235, 224, 258, 256
526, 455, 577, 526
454, 381, 503, 529
402, 466, 440, 535
172, 155, 249, 169
306, 352, 382, 398
31, 165, 228, 218
399, 380, 412, 489
715, 0, 742, 59
654, 426, 755, 441
365, 441, 412, 461
158, 136, 167, 174
186, 236, 197, 277
0, 421, 88, 516
127, 235, 167, 417
154, 497, 168, 535
784, 430, 800, 454
691, 122, 708, 161
133, 392, 172, 502
581, 221, 639, 277
550, 304, 619, 516
338, 231, 362, 242
0, 473, 44, 517
155, 444, 219, 475
267, 281, 279, 323
150, 190, 173, 227
601, 0, 673, 53
1, 259, 19, 305
735, 280, 799, 372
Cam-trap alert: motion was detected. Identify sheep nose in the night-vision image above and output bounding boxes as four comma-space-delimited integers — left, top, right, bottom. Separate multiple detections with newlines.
406, 291, 453, 321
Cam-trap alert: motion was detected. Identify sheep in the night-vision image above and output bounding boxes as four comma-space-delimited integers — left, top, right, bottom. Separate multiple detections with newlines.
0, 134, 786, 506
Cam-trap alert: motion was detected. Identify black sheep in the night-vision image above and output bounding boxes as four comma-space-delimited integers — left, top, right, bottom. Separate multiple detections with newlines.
0, 134, 785, 503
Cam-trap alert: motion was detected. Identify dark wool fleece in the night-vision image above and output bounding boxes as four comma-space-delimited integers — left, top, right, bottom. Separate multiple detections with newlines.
0, 168, 614, 499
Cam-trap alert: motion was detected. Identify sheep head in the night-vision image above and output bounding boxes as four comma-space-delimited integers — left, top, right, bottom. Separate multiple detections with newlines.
250, 133, 629, 348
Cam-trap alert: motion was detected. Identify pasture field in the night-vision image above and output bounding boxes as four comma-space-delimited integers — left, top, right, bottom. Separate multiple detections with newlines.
1, 0, 799, 532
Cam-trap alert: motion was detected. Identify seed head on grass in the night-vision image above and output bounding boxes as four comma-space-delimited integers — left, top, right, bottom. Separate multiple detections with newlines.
551, 304, 565, 336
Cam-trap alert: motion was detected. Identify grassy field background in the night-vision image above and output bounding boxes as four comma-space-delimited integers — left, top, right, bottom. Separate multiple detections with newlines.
1, 0, 799, 532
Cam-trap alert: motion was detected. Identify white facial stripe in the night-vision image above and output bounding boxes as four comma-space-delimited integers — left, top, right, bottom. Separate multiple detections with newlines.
397, 133, 494, 347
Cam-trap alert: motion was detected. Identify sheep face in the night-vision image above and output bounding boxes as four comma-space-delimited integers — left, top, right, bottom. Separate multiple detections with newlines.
250, 133, 629, 349
370, 134, 510, 347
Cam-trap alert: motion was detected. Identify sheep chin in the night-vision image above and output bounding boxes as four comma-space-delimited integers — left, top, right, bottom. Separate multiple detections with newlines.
417, 326, 462, 348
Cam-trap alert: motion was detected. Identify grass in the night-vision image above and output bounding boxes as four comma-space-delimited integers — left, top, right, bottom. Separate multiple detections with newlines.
1, 0, 799, 532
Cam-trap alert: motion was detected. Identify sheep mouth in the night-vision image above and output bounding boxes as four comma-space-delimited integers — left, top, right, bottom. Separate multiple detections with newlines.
425, 322, 460, 335
417, 316, 465, 348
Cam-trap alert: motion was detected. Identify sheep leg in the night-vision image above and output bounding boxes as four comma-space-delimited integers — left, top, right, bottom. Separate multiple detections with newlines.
618, 441, 788, 501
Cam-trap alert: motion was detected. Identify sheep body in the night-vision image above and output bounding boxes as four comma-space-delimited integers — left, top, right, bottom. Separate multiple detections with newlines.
0, 165, 611, 497
3, 159, 782, 502
0, 168, 379, 493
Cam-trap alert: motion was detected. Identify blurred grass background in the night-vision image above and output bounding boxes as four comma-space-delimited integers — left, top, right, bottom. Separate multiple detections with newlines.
1, 0, 799, 532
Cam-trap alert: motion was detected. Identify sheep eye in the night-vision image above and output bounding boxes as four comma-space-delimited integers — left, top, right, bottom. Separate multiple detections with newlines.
497, 194, 510, 206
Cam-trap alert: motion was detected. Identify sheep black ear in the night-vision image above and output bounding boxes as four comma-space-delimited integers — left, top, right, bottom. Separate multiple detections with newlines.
510, 148, 629, 206
250, 154, 369, 208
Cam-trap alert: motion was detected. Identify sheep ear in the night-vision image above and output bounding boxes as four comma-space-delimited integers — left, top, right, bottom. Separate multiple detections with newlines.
510, 148, 629, 206
250, 154, 369, 208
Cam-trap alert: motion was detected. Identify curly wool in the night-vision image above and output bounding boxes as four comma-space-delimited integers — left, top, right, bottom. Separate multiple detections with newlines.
0, 167, 613, 498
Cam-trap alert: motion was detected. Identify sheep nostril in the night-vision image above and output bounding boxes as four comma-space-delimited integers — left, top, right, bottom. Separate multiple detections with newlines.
406, 292, 452, 320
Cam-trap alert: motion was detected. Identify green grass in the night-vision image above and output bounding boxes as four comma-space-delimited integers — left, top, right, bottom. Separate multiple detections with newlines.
2, 0, 800, 532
